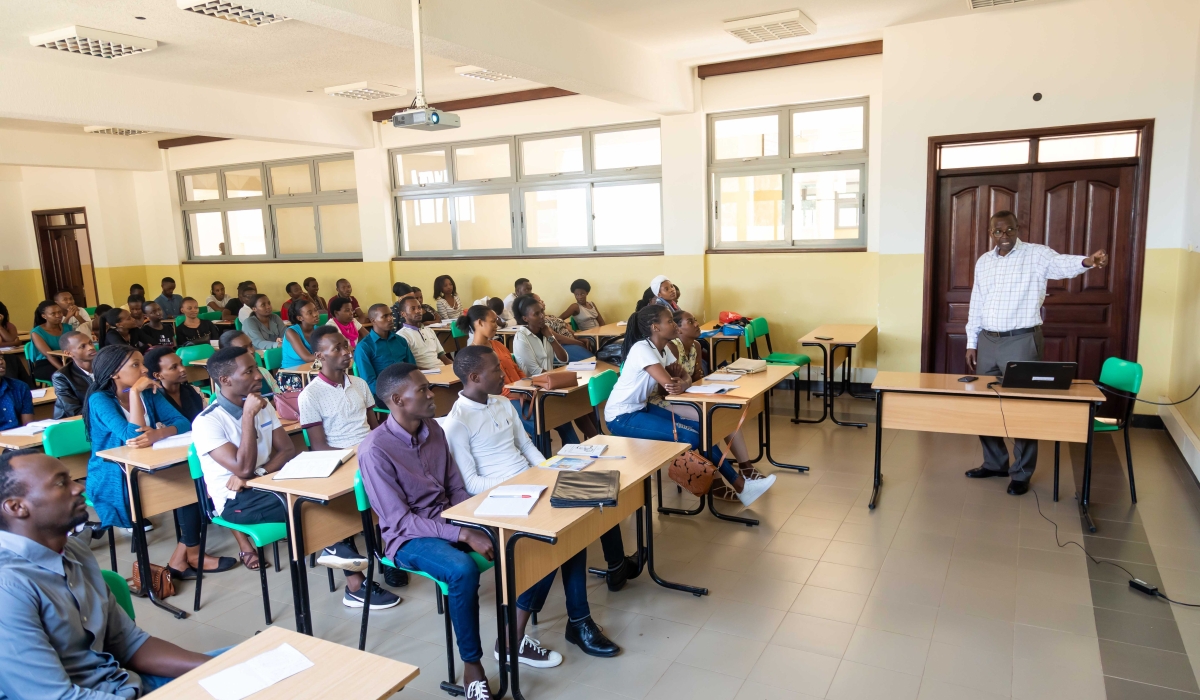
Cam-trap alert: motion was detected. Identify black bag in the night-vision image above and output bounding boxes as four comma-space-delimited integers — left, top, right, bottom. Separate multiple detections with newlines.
595, 341, 624, 366
550, 470, 620, 508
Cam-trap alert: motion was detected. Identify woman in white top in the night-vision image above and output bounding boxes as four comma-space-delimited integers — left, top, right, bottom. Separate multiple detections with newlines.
603, 305, 775, 507
432, 274, 463, 320
560, 278, 603, 331
205, 281, 228, 313
510, 294, 599, 440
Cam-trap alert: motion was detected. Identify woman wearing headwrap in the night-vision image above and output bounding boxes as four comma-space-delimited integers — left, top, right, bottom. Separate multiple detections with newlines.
648, 275, 680, 312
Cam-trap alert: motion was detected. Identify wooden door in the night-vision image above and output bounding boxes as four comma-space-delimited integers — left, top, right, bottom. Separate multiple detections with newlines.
33, 209, 96, 307
927, 165, 1137, 382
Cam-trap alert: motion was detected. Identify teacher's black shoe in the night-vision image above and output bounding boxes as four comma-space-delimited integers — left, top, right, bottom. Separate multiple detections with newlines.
565, 617, 620, 657
1007, 480, 1030, 496
965, 466, 1008, 479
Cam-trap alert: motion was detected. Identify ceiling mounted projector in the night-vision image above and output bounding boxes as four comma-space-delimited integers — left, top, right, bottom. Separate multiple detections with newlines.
392, 107, 459, 130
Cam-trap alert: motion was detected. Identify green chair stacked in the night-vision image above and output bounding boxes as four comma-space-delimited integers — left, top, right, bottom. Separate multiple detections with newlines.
746, 317, 811, 421
187, 445, 287, 625
178, 344, 216, 399
102, 569, 135, 620
354, 471, 494, 695
25, 343, 52, 387
44, 421, 116, 570
1094, 357, 1144, 503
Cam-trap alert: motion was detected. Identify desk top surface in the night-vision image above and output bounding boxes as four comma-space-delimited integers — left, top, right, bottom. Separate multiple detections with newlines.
250, 454, 359, 501
0, 415, 83, 450
799, 324, 876, 346
98, 443, 191, 470
33, 387, 57, 406
506, 360, 617, 396
667, 364, 798, 405
872, 371, 1105, 402
419, 364, 463, 387
441, 435, 686, 536
143, 625, 419, 700
574, 322, 627, 338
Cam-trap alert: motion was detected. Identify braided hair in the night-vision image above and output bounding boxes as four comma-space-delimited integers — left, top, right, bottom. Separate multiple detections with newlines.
82, 344, 139, 440
621, 304, 671, 360
96, 308, 128, 348
456, 304, 493, 336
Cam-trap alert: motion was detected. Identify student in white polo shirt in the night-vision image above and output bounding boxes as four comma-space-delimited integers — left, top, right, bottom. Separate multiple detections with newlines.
396, 296, 452, 370
299, 326, 379, 449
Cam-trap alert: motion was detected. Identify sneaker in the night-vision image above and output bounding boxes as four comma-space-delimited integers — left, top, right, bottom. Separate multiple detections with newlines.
493, 635, 563, 668
317, 542, 368, 572
465, 679, 492, 700
343, 581, 401, 609
736, 473, 776, 507
383, 567, 409, 588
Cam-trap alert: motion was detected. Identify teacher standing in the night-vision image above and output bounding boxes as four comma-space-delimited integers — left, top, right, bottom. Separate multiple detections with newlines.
963, 210, 1108, 495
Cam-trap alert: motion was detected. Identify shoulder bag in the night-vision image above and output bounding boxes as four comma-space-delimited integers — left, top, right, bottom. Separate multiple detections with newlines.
667, 404, 750, 498
520, 371, 579, 421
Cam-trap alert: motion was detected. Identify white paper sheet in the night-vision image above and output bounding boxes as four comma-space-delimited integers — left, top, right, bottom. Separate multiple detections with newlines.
273, 449, 354, 480
557, 443, 607, 457
616, 321, 627, 326
28, 419, 67, 429
705, 373, 740, 382
152, 432, 195, 450
685, 384, 738, 395
1, 425, 44, 436
198, 643, 314, 700
565, 361, 597, 372
474, 484, 546, 517
420, 368, 442, 375
31, 389, 47, 399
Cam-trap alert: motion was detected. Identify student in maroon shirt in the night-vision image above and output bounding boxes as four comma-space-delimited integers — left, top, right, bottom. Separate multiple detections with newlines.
333, 278, 365, 324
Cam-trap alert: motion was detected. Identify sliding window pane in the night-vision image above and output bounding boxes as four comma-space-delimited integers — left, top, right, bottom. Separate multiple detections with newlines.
792, 169, 862, 240
939, 140, 1029, 169
183, 172, 220, 201
792, 106, 864, 155
188, 211, 224, 256
523, 188, 587, 248
522, 135, 584, 176
270, 163, 312, 197
594, 128, 661, 170
718, 174, 784, 243
713, 114, 779, 160
317, 159, 356, 191
454, 193, 511, 250
1038, 131, 1138, 163
396, 150, 448, 187
318, 203, 361, 254
401, 198, 452, 251
275, 206, 317, 255
593, 183, 661, 246
227, 209, 267, 255
455, 143, 511, 181
224, 168, 263, 198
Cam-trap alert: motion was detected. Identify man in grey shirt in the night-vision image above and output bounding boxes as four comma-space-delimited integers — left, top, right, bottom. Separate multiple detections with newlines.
0, 449, 210, 699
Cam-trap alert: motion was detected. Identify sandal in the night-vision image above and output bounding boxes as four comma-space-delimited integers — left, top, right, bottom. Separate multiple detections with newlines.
239, 551, 261, 571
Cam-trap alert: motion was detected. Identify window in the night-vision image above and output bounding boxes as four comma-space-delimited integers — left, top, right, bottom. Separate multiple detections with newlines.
937, 130, 1140, 171
708, 98, 868, 250
179, 155, 358, 260
1038, 131, 1138, 163
939, 140, 1030, 169
390, 121, 662, 257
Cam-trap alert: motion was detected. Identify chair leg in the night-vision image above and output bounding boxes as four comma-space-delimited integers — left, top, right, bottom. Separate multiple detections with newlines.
173, 510, 182, 543
1124, 424, 1137, 504
327, 566, 336, 593
273, 541, 281, 572
258, 546, 272, 625
358, 555, 375, 651
806, 364, 811, 401
107, 528, 117, 571
443, 592, 457, 686
194, 522, 207, 612
793, 371, 800, 421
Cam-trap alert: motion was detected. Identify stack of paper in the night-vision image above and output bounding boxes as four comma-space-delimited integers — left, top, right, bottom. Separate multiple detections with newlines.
152, 432, 195, 450
566, 361, 597, 372
474, 484, 546, 517
537, 455, 593, 472
1, 419, 66, 436
198, 643, 314, 700
31, 389, 47, 399
421, 368, 442, 375
558, 443, 607, 457
706, 373, 740, 382
273, 448, 354, 480
686, 384, 738, 395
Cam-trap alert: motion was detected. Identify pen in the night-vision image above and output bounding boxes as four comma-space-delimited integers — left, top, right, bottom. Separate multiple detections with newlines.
490, 494, 532, 499
589, 456, 627, 460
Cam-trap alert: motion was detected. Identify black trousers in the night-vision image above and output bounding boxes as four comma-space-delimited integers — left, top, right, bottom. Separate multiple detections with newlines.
976, 328, 1043, 482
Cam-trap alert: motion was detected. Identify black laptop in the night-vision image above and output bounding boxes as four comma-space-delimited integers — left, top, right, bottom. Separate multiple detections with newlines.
1001, 361, 1078, 390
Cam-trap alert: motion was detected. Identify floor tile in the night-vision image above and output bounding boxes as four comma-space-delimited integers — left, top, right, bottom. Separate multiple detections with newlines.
747, 551, 818, 584
857, 597, 939, 640
674, 629, 767, 679
612, 614, 700, 661
790, 585, 868, 624
807, 561, 879, 595
770, 612, 856, 658
748, 644, 840, 697
1098, 638, 1200, 693
842, 625, 928, 675
1093, 606, 1188, 652
644, 662, 745, 700
702, 598, 787, 643
923, 640, 1012, 697
1103, 676, 1200, 700
575, 652, 673, 699
827, 659, 922, 700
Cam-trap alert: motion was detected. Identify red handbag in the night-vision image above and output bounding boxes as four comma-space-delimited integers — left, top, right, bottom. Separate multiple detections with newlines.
273, 392, 301, 422
719, 311, 745, 324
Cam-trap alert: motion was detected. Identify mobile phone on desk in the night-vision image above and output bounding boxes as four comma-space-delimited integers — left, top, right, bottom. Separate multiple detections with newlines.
958, 376, 978, 383
815, 335, 833, 341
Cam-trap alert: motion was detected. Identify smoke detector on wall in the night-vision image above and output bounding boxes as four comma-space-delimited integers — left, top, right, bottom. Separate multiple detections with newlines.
84, 126, 155, 136
324, 81, 408, 100
455, 65, 514, 82
723, 10, 816, 44
178, 1, 289, 26
29, 26, 157, 59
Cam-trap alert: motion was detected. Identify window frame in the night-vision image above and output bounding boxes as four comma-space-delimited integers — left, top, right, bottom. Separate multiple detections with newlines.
452, 138, 516, 186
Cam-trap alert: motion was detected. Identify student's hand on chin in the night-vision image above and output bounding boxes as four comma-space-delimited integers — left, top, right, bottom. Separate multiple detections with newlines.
243, 393, 266, 418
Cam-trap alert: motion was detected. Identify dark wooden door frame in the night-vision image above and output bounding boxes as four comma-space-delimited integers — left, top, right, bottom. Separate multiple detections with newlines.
920, 119, 1155, 371
31, 206, 99, 305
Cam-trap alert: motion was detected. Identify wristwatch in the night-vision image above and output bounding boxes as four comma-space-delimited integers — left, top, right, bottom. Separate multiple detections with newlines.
253, 467, 267, 477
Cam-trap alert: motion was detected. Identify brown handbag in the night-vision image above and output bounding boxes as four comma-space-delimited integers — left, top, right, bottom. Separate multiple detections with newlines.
667, 405, 749, 498
273, 391, 301, 422
521, 371, 579, 421
129, 562, 176, 599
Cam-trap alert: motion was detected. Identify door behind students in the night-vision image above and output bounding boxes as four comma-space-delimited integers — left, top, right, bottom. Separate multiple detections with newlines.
33, 208, 99, 308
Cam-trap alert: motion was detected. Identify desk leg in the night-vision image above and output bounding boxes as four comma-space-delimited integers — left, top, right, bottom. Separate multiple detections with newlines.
762, 390, 809, 473
793, 344, 830, 425
536, 391, 551, 458
704, 404, 759, 527
291, 498, 315, 635
643, 478, 708, 597
655, 469, 705, 517
839, 346, 878, 400
504, 532, 557, 700
829, 345, 867, 429
870, 390, 883, 509
1078, 403, 1098, 533
127, 470, 188, 619
1053, 442, 1060, 503
447, 521, 507, 700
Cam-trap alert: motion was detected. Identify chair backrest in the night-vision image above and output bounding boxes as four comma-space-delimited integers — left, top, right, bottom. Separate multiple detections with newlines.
178, 344, 215, 366
84, 306, 97, 315
43, 420, 90, 458
101, 569, 135, 621
186, 444, 219, 522
318, 314, 328, 325
1099, 357, 1143, 395
742, 323, 757, 348
186, 444, 203, 480
24, 341, 36, 363
569, 316, 579, 331
450, 320, 467, 339
751, 317, 769, 338
261, 347, 283, 371
234, 318, 242, 331
588, 369, 619, 408
199, 311, 224, 322
174, 315, 186, 325
353, 470, 370, 512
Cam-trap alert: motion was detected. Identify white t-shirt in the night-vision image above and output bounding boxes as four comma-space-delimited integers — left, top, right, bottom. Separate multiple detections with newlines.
501, 294, 517, 325
237, 306, 254, 325
398, 324, 444, 370
604, 339, 676, 422
65, 309, 92, 339
204, 295, 227, 311
441, 394, 544, 495
193, 401, 283, 515
512, 326, 555, 378
298, 373, 373, 449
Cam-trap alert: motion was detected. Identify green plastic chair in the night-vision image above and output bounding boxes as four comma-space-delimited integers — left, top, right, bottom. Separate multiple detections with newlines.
102, 569, 135, 621
318, 314, 328, 325
234, 318, 242, 331
84, 306, 97, 316
187, 445, 287, 624
174, 315, 186, 326
43, 420, 118, 571
25, 343, 52, 387
199, 311, 224, 322
569, 316, 579, 332
588, 369, 619, 432
260, 347, 283, 372
178, 344, 215, 366
449, 318, 467, 352
747, 317, 811, 420
353, 471, 493, 681
1094, 357, 1144, 503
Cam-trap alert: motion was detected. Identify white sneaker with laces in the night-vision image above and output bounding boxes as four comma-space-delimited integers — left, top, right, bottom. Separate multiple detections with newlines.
465, 680, 492, 700
494, 635, 563, 668
736, 473, 776, 507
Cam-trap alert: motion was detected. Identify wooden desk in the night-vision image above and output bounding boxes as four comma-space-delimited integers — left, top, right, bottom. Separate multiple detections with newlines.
505, 361, 616, 456
0, 416, 88, 479
144, 625, 419, 700
699, 321, 743, 368
32, 387, 57, 420
420, 365, 464, 416
663, 364, 809, 526
98, 442, 196, 618
442, 435, 704, 700
249, 457, 363, 636
872, 372, 1106, 528
432, 324, 463, 355
574, 322, 625, 352
798, 324, 878, 428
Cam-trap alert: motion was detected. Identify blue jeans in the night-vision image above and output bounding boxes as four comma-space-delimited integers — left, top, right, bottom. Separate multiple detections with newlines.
564, 344, 593, 362
140, 647, 231, 692
511, 398, 580, 445
607, 404, 739, 484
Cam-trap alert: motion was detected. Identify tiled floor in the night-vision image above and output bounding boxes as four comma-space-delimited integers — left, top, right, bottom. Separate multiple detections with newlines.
100, 392, 1200, 700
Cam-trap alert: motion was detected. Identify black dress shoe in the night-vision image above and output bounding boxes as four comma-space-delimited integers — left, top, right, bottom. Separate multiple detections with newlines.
965, 467, 1008, 479
565, 616, 620, 657
605, 556, 640, 592
1007, 480, 1030, 495
384, 567, 409, 588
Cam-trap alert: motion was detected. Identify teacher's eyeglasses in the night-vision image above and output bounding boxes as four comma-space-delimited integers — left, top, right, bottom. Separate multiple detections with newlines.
990, 227, 1018, 238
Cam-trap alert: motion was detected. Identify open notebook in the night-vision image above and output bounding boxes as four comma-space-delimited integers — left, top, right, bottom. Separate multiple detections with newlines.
273, 448, 354, 480
474, 484, 546, 517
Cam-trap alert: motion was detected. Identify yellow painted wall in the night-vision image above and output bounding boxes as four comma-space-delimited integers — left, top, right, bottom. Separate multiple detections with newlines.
1138, 249, 1184, 414
1170, 249, 1200, 434
0, 269, 44, 331
877, 254, 924, 373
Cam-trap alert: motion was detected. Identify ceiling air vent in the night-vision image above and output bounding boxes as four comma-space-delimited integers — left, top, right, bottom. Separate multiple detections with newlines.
324, 81, 408, 100
723, 10, 816, 44
455, 65, 514, 82
178, 1, 289, 26
966, 0, 1048, 8
84, 126, 155, 136
29, 26, 157, 59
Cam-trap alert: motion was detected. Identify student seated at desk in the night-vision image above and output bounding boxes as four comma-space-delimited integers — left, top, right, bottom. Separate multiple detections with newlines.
510, 296, 600, 440
501, 277, 532, 327
194, 347, 397, 608
355, 304, 416, 404
242, 295, 285, 351
397, 297, 452, 370
279, 281, 307, 322
445, 345, 639, 591
138, 302, 175, 350
302, 277, 328, 313
561, 278, 603, 331
605, 305, 775, 507
125, 295, 147, 328
51, 331, 96, 419
223, 281, 257, 325
432, 274, 463, 320
299, 326, 380, 450
326, 297, 365, 350
359, 363, 618, 700
0, 450, 213, 698
533, 294, 592, 363
280, 298, 319, 390
176, 297, 218, 347
205, 280, 229, 313
410, 287, 438, 322
0, 301, 19, 346
30, 300, 67, 385
0, 356, 33, 431
119, 284, 145, 311
332, 278, 365, 324
154, 276, 184, 321
98, 308, 144, 352
89, 304, 111, 341
390, 282, 415, 333
55, 290, 93, 341
218, 330, 280, 399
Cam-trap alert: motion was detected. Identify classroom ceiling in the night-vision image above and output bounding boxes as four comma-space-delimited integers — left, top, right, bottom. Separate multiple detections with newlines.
0, 117, 183, 141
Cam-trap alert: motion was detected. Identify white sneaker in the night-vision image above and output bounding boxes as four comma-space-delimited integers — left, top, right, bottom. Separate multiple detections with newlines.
736, 474, 776, 507
494, 635, 563, 668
